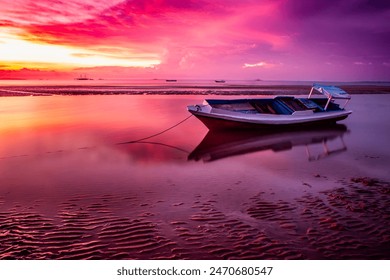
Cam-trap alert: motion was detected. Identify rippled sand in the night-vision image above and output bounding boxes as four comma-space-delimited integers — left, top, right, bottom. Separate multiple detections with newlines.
1, 176, 388, 260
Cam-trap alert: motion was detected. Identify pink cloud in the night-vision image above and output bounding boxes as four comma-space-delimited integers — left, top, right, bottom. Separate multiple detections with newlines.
1, 0, 389, 81
243, 62, 278, 68
0, 0, 123, 25
6, 1, 287, 54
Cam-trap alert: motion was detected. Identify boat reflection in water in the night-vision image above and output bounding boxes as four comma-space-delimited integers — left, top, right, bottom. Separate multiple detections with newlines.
188, 125, 349, 163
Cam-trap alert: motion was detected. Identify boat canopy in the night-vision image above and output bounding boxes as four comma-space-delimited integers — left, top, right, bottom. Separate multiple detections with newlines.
308, 84, 351, 110
311, 84, 351, 100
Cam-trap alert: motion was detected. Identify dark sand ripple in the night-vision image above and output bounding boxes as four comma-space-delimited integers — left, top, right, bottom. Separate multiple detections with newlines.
0, 177, 389, 259
0, 195, 176, 260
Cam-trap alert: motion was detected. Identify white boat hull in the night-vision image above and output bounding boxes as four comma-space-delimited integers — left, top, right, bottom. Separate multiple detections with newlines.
187, 104, 352, 130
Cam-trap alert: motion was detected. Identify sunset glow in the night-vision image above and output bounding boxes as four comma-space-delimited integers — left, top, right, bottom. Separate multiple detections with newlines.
0, 33, 160, 70
1, 0, 389, 81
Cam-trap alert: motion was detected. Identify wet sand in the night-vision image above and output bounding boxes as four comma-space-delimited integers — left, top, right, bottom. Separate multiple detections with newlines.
0, 92, 389, 260
0, 176, 388, 260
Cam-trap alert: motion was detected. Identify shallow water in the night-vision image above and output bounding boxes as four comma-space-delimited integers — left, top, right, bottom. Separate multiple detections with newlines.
0, 94, 389, 259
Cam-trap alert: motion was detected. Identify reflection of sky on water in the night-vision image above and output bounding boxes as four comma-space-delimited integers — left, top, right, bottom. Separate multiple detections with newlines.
1, 94, 389, 203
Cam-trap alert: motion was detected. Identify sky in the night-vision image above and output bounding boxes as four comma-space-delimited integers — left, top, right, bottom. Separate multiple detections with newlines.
0, 0, 389, 81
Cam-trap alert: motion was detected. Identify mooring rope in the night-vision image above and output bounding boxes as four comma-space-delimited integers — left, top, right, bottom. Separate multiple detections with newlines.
0, 114, 193, 160
133, 141, 190, 154
116, 114, 193, 145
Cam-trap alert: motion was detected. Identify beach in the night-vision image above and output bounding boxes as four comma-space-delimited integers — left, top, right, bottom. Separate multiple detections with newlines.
0, 85, 389, 260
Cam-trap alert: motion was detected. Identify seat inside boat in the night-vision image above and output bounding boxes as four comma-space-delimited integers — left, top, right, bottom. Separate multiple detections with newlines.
275, 97, 307, 112
306, 98, 342, 111
211, 102, 258, 114
250, 97, 302, 115
250, 100, 280, 114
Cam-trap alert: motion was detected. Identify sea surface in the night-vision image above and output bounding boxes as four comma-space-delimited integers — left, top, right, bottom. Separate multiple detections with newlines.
0, 92, 389, 259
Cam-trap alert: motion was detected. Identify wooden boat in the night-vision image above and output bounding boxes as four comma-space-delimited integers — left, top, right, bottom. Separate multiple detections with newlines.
187, 84, 352, 130
188, 125, 348, 162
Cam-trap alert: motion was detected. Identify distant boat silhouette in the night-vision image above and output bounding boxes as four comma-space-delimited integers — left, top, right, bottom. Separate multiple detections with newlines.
75, 74, 93, 80
166, 79, 177, 82
215, 80, 226, 83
